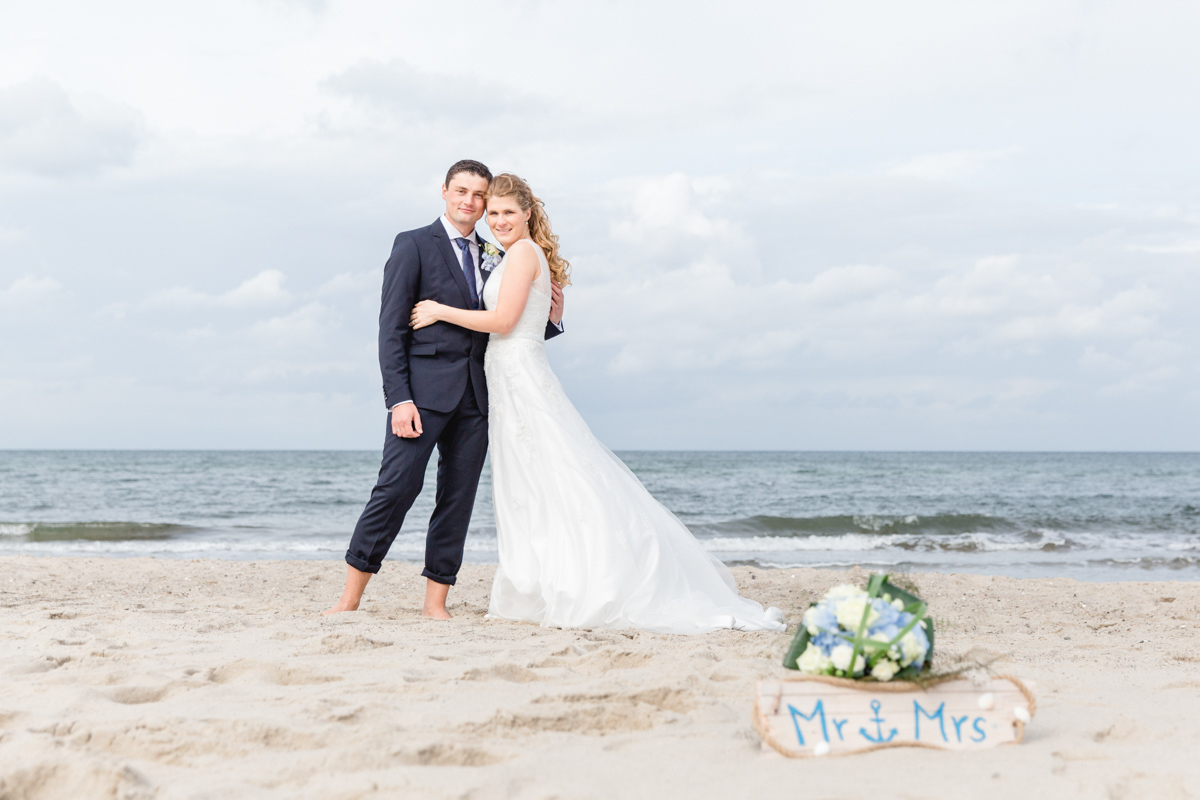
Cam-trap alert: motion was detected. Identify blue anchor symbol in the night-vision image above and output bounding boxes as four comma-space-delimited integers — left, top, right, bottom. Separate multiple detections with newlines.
859, 699, 899, 743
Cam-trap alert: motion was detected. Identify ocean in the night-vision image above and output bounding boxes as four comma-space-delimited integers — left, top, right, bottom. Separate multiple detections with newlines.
1, 451, 1197, 581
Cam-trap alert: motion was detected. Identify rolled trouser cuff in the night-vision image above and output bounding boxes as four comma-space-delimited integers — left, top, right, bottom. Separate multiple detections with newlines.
345, 551, 380, 574
421, 567, 457, 586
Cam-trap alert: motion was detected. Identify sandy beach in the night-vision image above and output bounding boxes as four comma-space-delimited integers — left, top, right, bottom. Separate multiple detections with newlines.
1, 556, 1198, 799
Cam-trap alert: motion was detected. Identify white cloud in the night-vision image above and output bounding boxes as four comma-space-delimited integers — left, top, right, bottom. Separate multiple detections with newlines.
611, 173, 741, 247
317, 270, 378, 296
257, 0, 327, 12
221, 270, 292, 307
0, 78, 143, 176
886, 148, 1022, 181
249, 302, 335, 344
915, 256, 1054, 317
145, 270, 292, 309
184, 325, 216, 340
322, 60, 532, 125
996, 288, 1162, 342
0, 275, 61, 305
572, 239, 1180, 406
802, 264, 900, 304
94, 302, 129, 322
1127, 240, 1200, 254
1099, 365, 1182, 396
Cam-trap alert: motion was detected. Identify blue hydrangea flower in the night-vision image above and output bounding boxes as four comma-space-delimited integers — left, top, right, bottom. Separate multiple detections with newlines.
810, 630, 841, 656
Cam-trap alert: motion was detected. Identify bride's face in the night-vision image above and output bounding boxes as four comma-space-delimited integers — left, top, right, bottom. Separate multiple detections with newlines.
486, 195, 531, 248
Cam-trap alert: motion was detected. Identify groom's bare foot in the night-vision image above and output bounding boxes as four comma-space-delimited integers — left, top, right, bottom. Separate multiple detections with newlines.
422, 578, 451, 619
323, 598, 359, 616
323, 565, 371, 616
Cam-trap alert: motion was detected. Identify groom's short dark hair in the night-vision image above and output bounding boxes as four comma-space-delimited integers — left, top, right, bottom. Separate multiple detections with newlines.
445, 159, 492, 187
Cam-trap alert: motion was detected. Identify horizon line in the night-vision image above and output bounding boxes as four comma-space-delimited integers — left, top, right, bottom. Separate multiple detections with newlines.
2, 448, 1198, 455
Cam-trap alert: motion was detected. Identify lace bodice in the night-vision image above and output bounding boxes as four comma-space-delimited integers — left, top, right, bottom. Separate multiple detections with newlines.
482, 239, 552, 343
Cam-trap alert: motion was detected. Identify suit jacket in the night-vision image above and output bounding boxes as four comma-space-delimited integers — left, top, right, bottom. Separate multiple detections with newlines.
379, 218, 563, 414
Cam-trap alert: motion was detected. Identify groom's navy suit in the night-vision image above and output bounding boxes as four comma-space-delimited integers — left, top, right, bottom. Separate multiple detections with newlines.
346, 218, 562, 585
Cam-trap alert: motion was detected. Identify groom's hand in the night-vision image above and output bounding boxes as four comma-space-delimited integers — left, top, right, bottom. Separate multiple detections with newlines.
391, 404, 423, 438
549, 281, 564, 326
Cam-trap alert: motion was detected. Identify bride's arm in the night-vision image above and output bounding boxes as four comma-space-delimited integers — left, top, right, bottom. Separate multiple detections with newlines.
410, 244, 539, 335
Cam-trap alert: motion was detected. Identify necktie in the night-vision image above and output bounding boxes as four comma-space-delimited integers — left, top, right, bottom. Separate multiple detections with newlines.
454, 238, 479, 309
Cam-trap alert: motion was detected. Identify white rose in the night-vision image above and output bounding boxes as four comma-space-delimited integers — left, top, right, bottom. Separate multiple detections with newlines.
826, 584, 866, 600
829, 644, 864, 675
891, 598, 905, 611
829, 644, 853, 671
802, 606, 821, 635
797, 643, 830, 675
870, 660, 897, 681
835, 596, 879, 631
899, 631, 926, 666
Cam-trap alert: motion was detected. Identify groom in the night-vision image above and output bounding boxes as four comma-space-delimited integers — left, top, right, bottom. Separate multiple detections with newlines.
325, 159, 564, 617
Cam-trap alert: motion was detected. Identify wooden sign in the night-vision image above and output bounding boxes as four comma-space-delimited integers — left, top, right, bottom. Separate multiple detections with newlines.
754, 675, 1035, 757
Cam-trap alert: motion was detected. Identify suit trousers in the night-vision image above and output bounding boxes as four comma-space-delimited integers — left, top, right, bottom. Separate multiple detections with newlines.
345, 376, 488, 585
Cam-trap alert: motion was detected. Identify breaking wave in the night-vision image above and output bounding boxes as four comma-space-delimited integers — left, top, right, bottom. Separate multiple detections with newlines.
0, 522, 193, 542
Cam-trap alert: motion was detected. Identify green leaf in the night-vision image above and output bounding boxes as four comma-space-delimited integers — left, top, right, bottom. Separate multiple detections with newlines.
878, 577, 935, 671
781, 603, 815, 670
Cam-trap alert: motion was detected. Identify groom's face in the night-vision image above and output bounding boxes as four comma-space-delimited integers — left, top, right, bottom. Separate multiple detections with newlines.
441, 173, 489, 229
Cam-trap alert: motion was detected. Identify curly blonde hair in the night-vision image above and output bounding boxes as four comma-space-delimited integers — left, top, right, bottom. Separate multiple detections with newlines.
487, 173, 571, 286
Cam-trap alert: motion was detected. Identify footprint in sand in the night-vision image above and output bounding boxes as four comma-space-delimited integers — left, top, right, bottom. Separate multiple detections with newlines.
1092, 716, 1150, 744
82, 719, 324, 767
10, 655, 72, 675
470, 687, 697, 737
580, 631, 637, 644
531, 647, 652, 672
308, 634, 394, 655
206, 659, 341, 686
580, 649, 653, 670
468, 704, 658, 736
0, 760, 153, 800
535, 687, 696, 714
1105, 772, 1191, 800
394, 743, 509, 766
459, 663, 541, 683
106, 685, 170, 705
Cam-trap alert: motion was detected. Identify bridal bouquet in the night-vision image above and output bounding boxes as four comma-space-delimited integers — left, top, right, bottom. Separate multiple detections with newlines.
782, 574, 933, 682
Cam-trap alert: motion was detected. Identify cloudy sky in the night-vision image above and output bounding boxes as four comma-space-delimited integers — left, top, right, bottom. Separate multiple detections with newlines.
1, 1, 1197, 450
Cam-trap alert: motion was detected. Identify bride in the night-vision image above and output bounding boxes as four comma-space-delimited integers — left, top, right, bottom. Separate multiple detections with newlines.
409, 174, 784, 635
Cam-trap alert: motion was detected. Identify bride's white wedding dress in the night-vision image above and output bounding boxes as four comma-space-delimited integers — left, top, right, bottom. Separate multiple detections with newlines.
482, 239, 785, 634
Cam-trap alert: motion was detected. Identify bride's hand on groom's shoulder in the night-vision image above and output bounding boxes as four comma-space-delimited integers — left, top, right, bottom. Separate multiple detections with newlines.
410, 300, 443, 330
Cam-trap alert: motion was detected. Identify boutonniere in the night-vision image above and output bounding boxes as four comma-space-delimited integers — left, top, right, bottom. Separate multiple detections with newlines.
481, 242, 503, 272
